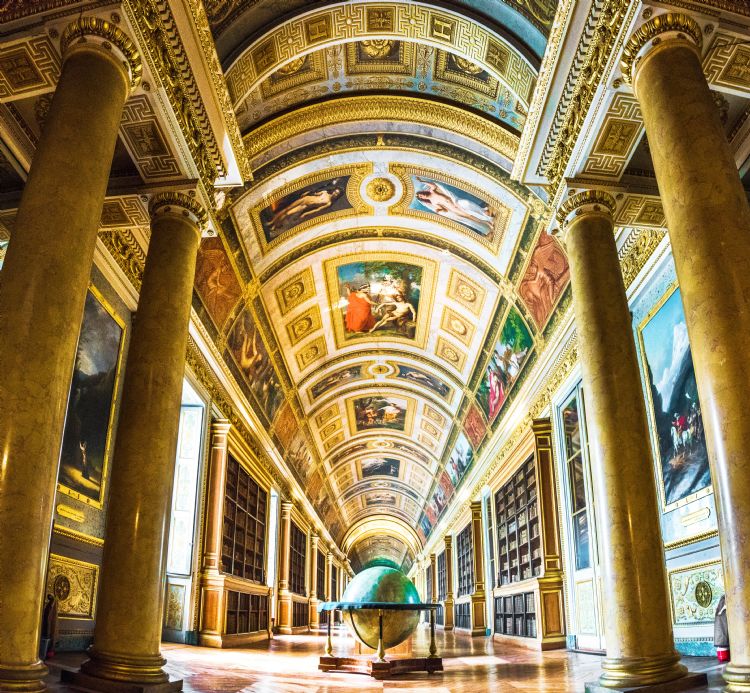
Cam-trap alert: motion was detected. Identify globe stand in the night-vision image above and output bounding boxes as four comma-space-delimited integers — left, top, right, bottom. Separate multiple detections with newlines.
318, 602, 443, 680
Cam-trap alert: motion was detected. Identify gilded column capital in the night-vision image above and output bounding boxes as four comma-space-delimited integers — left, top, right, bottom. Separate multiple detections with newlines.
60, 17, 142, 92
210, 418, 231, 436
280, 499, 294, 517
444, 535, 453, 549
470, 500, 482, 515
621, 13, 703, 87
149, 192, 208, 232
556, 190, 617, 238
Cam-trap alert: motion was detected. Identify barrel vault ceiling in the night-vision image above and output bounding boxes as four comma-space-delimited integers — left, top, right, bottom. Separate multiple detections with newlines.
192, 0, 566, 573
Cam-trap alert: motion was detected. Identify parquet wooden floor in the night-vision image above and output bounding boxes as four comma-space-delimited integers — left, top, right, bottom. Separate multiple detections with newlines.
46, 626, 726, 692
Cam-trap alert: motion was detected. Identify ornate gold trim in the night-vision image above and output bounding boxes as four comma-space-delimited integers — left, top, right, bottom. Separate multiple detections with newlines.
556, 190, 617, 230
621, 13, 703, 85
60, 17, 142, 91
149, 192, 208, 230
52, 522, 105, 547
664, 528, 719, 551
244, 95, 519, 163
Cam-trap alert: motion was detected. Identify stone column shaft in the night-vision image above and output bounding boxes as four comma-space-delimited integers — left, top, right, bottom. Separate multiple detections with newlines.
470, 501, 487, 636
309, 533, 320, 629
444, 536, 455, 631
77, 193, 204, 690
559, 191, 688, 690
277, 501, 293, 634
326, 551, 333, 601
625, 16, 750, 690
0, 18, 137, 692
429, 553, 437, 603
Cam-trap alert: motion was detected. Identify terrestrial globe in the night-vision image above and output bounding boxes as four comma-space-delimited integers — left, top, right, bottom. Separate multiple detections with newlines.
340, 565, 420, 650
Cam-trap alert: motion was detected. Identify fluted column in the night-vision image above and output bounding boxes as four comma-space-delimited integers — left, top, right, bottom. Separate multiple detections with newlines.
470, 501, 487, 636
198, 419, 231, 645
309, 533, 320, 629
73, 193, 204, 691
444, 536, 455, 631
0, 18, 139, 692
277, 501, 293, 634
558, 191, 698, 691
623, 14, 750, 691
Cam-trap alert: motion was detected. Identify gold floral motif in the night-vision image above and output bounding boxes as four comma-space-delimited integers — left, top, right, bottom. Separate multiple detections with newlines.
365, 177, 396, 202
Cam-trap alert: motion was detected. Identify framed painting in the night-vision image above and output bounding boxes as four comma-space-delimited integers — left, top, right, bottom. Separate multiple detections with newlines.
309, 364, 366, 402
391, 363, 452, 401
57, 286, 125, 508
347, 394, 414, 434
359, 457, 400, 479
518, 231, 570, 330
325, 252, 436, 348
476, 306, 533, 422
638, 284, 712, 510
446, 433, 474, 488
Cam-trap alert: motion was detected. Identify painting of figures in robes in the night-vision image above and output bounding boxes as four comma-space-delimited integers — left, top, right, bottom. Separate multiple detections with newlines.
58, 288, 124, 507
393, 364, 451, 400
476, 307, 533, 422
360, 457, 400, 479
332, 259, 424, 341
350, 395, 408, 432
408, 175, 497, 237
227, 308, 283, 422
639, 287, 711, 507
445, 433, 474, 488
518, 231, 570, 329
258, 176, 352, 242
309, 364, 364, 401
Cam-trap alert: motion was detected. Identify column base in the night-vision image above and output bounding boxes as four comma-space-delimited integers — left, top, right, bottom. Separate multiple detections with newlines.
76, 649, 178, 690
585, 671, 706, 692
62, 670, 182, 692
724, 663, 750, 692
0, 661, 47, 692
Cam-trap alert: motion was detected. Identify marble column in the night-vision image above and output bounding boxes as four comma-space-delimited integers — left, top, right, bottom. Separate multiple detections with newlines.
277, 501, 293, 634
444, 536, 455, 631
557, 191, 700, 691
623, 14, 750, 691
326, 550, 334, 600
309, 533, 320, 629
198, 419, 231, 646
0, 18, 139, 692
74, 193, 205, 691
470, 501, 487, 636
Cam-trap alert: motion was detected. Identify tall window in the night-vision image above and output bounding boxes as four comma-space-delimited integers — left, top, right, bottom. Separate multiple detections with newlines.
562, 393, 590, 571
317, 550, 326, 598
289, 522, 307, 595
437, 551, 447, 601
456, 524, 474, 597
331, 565, 338, 600
221, 455, 267, 582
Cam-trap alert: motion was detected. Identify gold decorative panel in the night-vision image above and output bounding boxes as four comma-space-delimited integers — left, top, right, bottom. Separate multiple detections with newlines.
440, 306, 475, 346
46, 554, 98, 620
704, 33, 750, 93
436, 336, 466, 370
276, 268, 316, 316
164, 583, 185, 631
669, 560, 724, 626
286, 305, 322, 347
583, 93, 642, 179
295, 335, 328, 370
0, 37, 59, 100
447, 270, 486, 317
615, 195, 666, 229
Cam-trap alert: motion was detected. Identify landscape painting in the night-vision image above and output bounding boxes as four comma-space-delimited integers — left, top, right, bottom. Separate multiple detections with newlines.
476, 307, 533, 422
640, 287, 711, 507
351, 395, 408, 432
445, 433, 474, 489
408, 175, 497, 237
335, 260, 423, 341
360, 457, 400, 478
227, 308, 284, 422
310, 364, 364, 401
258, 176, 352, 243
58, 289, 124, 507
394, 364, 451, 399
518, 231, 570, 329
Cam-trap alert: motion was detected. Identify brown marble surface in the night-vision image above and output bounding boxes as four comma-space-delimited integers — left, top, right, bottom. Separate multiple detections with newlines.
46, 628, 724, 692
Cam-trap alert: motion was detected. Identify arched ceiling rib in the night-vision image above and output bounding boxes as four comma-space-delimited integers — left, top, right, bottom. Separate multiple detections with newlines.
190, 0, 571, 571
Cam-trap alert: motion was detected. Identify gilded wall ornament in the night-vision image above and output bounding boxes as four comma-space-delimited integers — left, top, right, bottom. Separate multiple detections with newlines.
365, 177, 397, 202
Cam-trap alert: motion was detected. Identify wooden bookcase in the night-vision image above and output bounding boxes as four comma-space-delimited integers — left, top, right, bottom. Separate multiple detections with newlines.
289, 521, 306, 596
456, 523, 474, 597
489, 419, 566, 650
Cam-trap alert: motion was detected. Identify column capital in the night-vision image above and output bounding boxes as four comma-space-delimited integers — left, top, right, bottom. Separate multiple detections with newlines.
556, 189, 616, 238
210, 418, 231, 436
61, 16, 142, 92
621, 12, 702, 88
444, 534, 453, 550
150, 191, 208, 232
470, 499, 482, 514
280, 499, 294, 517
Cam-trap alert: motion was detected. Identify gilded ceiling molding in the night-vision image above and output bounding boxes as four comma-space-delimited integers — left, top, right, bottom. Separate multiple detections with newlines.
543, 0, 632, 192
243, 95, 519, 163
123, 0, 221, 189
225, 1, 537, 110
97, 227, 145, 291
620, 13, 703, 85
60, 16, 142, 91
175, 0, 252, 181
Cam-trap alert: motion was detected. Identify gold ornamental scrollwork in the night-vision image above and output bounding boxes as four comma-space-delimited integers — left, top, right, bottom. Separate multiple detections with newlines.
621, 13, 703, 85
60, 17, 143, 91
556, 189, 617, 230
